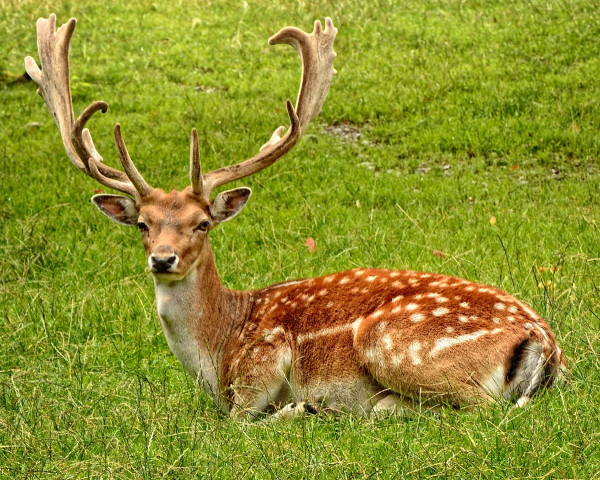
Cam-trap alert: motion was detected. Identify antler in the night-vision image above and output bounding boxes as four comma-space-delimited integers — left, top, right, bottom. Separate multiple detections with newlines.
25, 14, 151, 199
193, 17, 338, 199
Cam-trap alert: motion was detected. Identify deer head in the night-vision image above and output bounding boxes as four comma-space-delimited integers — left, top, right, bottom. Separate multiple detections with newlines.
25, 14, 337, 281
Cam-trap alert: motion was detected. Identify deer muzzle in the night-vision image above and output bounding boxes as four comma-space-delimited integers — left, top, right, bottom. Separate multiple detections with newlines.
149, 245, 180, 274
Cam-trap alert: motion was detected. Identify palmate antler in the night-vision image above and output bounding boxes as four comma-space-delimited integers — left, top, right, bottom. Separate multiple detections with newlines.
26, 14, 337, 202
24, 15, 151, 199
191, 18, 338, 200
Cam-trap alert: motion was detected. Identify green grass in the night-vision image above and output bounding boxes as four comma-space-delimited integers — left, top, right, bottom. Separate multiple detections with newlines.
1, 0, 600, 477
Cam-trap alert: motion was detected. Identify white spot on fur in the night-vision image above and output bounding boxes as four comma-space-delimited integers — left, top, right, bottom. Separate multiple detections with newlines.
339, 277, 350, 285
300, 318, 364, 343
410, 313, 425, 322
372, 309, 384, 319
415, 294, 423, 300
366, 348, 377, 362
465, 286, 475, 291
460, 302, 470, 309
408, 341, 423, 365
426, 292, 440, 298
318, 289, 328, 296
406, 303, 419, 311
494, 303, 506, 311
458, 315, 468, 323
390, 272, 400, 278
392, 354, 405, 366
429, 281, 441, 287
324, 276, 334, 284
508, 305, 518, 314
352, 317, 364, 340
491, 328, 503, 334
367, 275, 377, 282
326, 301, 334, 308
382, 335, 393, 350
445, 327, 454, 333
408, 278, 419, 285
432, 307, 449, 317
391, 305, 402, 314
492, 317, 501, 324
436, 296, 449, 303
507, 315, 515, 322
524, 322, 533, 330
391, 280, 404, 288
429, 330, 489, 357
392, 295, 404, 303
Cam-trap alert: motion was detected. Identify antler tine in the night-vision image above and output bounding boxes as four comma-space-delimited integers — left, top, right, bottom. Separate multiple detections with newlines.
198, 18, 337, 198
25, 14, 151, 199
113, 124, 152, 197
189, 128, 204, 195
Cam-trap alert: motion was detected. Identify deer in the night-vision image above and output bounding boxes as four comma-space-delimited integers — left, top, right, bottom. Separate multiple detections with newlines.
25, 14, 566, 420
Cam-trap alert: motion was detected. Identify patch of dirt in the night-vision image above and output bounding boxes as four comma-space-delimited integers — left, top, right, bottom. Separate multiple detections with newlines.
323, 122, 362, 143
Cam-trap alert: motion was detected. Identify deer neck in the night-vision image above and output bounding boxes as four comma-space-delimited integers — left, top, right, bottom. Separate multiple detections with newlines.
152, 240, 252, 403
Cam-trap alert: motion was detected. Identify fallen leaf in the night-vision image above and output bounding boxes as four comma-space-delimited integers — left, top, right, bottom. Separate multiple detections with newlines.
490, 216, 497, 225
305, 237, 316, 253
510, 164, 519, 170
94, 188, 104, 194
433, 250, 445, 258
355, 199, 361, 208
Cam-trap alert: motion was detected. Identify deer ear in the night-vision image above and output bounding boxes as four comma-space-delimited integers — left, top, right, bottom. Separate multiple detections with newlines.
210, 187, 252, 223
91, 194, 139, 226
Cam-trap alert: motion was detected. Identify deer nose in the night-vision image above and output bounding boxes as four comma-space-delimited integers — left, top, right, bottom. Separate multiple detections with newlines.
149, 247, 179, 273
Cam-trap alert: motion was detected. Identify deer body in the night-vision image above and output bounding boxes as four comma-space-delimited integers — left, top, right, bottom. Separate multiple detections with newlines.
26, 15, 565, 419
156, 247, 563, 417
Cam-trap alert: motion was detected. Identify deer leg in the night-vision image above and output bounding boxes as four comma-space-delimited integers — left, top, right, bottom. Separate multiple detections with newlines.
372, 393, 408, 415
227, 340, 293, 419
271, 401, 319, 419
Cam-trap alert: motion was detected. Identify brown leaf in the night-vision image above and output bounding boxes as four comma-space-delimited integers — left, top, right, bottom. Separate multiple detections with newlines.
490, 216, 497, 225
94, 188, 104, 194
305, 237, 316, 253
433, 250, 445, 258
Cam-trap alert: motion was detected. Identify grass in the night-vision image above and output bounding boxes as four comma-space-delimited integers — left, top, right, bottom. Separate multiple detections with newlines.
1, 0, 600, 477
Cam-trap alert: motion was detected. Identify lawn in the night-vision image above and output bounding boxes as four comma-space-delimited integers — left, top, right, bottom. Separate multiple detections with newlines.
1, 0, 599, 478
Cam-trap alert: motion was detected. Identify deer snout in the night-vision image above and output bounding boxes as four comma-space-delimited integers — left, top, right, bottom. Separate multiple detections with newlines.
149, 246, 179, 274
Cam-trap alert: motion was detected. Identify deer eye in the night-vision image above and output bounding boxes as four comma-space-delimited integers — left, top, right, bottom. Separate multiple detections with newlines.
137, 221, 149, 232
195, 220, 211, 233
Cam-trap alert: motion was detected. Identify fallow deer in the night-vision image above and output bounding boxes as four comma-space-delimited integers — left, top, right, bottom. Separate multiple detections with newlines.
26, 14, 566, 419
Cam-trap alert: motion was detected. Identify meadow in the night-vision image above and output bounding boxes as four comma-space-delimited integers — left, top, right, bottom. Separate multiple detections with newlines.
1, 0, 599, 477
